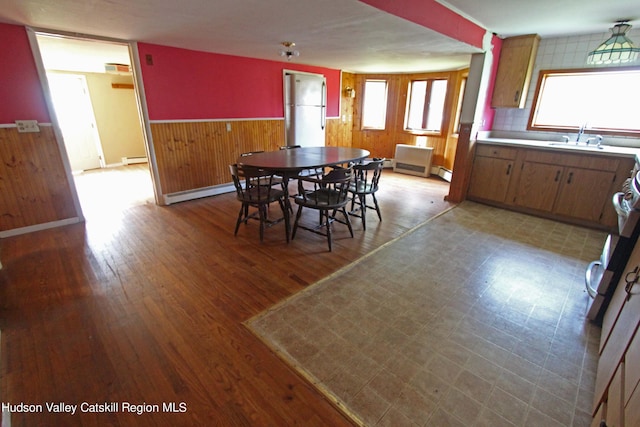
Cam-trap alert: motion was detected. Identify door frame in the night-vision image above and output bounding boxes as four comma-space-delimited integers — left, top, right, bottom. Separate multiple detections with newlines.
25, 27, 164, 209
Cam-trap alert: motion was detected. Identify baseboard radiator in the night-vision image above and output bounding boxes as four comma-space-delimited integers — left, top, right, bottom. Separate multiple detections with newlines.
122, 156, 148, 165
393, 144, 433, 177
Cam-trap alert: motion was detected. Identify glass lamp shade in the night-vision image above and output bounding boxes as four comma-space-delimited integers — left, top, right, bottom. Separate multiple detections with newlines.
587, 23, 640, 65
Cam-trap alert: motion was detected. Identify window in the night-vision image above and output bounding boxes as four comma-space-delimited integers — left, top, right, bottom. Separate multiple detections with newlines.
405, 79, 448, 133
529, 67, 640, 135
362, 80, 388, 129
452, 77, 467, 135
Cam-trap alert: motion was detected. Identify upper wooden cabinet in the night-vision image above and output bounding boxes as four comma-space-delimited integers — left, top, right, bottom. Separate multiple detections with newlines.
491, 34, 540, 108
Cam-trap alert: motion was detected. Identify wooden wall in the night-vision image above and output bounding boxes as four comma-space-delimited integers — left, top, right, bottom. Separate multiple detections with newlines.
326, 72, 355, 148
150, 120, 285, 194
0, 127, 77, 232
350, 70, 467, 167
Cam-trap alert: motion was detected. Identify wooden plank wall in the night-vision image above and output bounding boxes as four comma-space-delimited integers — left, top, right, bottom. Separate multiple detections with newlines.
150, 120, 285, 194
326, 72, 355, 149
0, 127, 77, 232
350, 70, 467, 167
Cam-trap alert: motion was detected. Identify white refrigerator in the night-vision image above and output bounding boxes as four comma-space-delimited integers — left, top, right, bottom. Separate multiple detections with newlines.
284, 73, 326, 147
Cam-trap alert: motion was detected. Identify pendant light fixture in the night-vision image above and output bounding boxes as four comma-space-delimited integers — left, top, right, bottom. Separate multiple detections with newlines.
587, 21, 640, 65
279, 42, 300, 61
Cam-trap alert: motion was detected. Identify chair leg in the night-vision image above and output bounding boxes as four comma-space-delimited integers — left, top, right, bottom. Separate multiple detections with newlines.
372, 193, 382, 221
258, 205, 266, 242
358, 194, 367, 230
341, 207, 354, 237
279, 198, 290, 243
234, 204, 246, 236
325, 210, 333, 251
291, 205, 304, 240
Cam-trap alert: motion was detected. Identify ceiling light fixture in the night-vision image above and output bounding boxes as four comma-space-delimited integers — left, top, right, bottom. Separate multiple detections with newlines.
279, 42, 300, 61
587, 21, 640, 65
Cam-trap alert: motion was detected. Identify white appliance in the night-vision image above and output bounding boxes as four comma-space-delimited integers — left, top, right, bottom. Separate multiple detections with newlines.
284, 73, 326, 147
586, 155, 640, 323
393, 144, 433, 177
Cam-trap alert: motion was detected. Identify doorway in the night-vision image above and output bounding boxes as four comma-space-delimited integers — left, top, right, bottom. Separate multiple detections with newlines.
33, 32, 156, 220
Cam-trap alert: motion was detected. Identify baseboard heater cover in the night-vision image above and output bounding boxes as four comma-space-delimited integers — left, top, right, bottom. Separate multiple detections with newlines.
122, 156, 148, 165
393, 144, 433, 177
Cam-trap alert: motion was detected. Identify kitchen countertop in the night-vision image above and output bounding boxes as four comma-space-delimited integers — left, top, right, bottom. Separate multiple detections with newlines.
476, 137, 640, 159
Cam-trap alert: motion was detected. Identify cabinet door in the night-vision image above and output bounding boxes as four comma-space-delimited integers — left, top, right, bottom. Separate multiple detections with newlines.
513, 161, 562, 211
491, 35, 540, 108
468, 156, 513, 202
627, 384, 640, 427
554, 168, 615, 222
608, 363, 624, 427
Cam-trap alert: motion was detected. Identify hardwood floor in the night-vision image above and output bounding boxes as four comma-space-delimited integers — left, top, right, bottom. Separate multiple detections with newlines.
0, 166, 453, 426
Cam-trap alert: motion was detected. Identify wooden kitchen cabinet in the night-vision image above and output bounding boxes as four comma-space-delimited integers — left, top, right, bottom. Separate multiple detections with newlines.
553, 167, 615, 222
512, 161, 562, 211
467, 142, 634, 230
468, 145, 517, 202
491, 34, 540, 108
593, 240, 640, 426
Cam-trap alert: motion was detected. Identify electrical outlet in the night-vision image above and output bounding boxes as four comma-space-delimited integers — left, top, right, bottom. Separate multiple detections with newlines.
15, 120, 40, 133
226, 122, 232, 132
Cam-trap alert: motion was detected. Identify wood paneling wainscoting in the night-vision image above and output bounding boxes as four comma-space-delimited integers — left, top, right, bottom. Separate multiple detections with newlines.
151, 113, 356, 199
0, 126, 78, 233
350, 70, 467, 168
150, 120, 285, 195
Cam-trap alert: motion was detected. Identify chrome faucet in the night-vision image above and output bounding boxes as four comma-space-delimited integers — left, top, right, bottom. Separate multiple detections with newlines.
586, 135, 604, 148
576, 123, 586, 142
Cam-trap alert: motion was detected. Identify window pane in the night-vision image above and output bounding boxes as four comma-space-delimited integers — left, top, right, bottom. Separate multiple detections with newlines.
425, 80, 447, 131
362, 80, 387, 129
405, 79, 448, 132
407, 81, 426, 129
531, 69, 640, 133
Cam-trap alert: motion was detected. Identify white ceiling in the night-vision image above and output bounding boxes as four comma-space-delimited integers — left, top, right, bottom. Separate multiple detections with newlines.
1, 0, 639, 74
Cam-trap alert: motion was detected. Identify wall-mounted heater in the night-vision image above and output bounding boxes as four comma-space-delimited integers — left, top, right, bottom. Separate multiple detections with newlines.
393, 144, 433, 177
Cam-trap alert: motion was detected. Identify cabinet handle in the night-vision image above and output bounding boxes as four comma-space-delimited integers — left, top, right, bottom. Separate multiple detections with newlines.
514, 90, 519, 103
506, 164, 512, 175
567, 172, 573, 184
624, 266, 639, 301
554, 170, 561, 182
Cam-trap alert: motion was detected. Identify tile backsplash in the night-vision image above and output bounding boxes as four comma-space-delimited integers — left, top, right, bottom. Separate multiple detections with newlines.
491, 28, 640, 147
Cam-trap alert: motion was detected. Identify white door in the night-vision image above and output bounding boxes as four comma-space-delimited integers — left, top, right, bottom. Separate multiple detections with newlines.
47, 73, 103, 172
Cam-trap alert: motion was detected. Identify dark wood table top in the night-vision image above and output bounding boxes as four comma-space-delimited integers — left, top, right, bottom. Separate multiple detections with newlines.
237, 147, 370, 171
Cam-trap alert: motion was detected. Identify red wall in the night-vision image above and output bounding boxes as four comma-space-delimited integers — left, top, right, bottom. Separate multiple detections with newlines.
137, 43, 341, 121
481, 35, 502, 131
359, 0, 486, 49
0, 23, 50, 123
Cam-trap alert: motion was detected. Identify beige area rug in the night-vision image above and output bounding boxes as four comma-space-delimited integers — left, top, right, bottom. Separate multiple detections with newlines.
246, 202, 607, 427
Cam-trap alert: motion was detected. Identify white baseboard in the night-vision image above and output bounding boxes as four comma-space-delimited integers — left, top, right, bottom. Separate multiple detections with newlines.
0, 217, 82, 238
164, 183, 236, 205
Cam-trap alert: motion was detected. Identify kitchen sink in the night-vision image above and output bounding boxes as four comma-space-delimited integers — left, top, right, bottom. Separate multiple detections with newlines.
547, 141, 605, 150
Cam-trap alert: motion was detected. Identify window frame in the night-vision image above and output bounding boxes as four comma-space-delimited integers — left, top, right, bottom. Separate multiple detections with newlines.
527, 66, 640, 137
361, 79, 388, 130
404, 77, 450, 135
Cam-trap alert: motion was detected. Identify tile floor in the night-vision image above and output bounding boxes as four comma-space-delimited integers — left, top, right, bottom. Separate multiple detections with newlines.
248, 202, 607, 426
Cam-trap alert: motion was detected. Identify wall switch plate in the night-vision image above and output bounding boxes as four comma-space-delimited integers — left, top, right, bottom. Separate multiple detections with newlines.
226, 122, 232, 132
15, 120, 40, 133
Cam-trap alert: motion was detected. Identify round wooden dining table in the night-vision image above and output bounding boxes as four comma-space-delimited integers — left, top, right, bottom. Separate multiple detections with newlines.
236, 146, 370, 173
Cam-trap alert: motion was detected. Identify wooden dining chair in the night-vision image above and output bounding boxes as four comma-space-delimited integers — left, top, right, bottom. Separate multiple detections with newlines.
348, 158, 384, 230
239, 151, 285, 190
229, 164, 290, 243
291, 166, 354, 251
